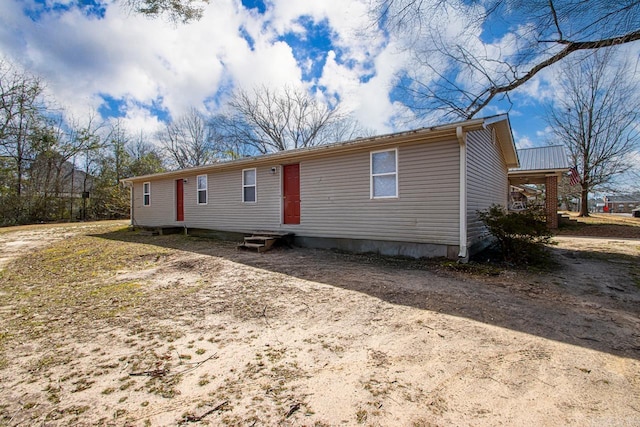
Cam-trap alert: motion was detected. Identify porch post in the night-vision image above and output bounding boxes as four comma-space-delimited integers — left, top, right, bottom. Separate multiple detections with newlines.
545, 174, 558, 229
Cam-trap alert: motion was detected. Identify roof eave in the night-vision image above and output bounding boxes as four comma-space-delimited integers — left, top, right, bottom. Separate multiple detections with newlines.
483, 114, 519, 169
508, 168, 570, 175
122, 118, 495, 184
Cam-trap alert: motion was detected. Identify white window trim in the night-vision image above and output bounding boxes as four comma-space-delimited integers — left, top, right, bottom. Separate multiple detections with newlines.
143, 181, 151, 206
370, 148, 398, 199
242, 168, 257, 203
197, 174, 208, 205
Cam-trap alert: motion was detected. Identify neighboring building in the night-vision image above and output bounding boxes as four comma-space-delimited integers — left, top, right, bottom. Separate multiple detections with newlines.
603, 194, 640, 214
28, 154, 94, 198
123, 115, 520, 260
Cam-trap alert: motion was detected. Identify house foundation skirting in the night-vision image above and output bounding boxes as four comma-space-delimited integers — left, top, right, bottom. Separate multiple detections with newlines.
140, 226, 471, 260
294, 236, 460, 259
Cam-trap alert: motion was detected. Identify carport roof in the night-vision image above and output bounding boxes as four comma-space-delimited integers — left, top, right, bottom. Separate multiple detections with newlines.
508, 145, 570, 185
510, 145, 570, 173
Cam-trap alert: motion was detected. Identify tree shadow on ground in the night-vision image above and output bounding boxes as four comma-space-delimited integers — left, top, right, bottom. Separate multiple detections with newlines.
95, 229, 640, 361
556, 222, 640, 239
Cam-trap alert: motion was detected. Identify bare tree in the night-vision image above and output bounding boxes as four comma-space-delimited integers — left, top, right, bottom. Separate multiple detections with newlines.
122, 0, 208, 23
102, 119, 133, 184
159, 107, 218, 169
372, 0, 640, 119
545, 49, 640, 216
126, 131, 165, 176
211, 85, 370, 155
0, 59, 46, 196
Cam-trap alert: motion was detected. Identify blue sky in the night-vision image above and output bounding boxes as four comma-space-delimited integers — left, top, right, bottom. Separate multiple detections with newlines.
0, 0, 632, 151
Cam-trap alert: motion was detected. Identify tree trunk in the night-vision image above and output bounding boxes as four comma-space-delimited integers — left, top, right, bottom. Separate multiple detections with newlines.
579, 185, 590, 217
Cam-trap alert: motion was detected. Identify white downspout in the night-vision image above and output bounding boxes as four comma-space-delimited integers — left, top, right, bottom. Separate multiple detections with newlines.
456, 126, 468, 261
128, 182, 135, 227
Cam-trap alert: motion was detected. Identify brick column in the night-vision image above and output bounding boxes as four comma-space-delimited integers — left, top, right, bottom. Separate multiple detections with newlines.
546, 174, 558, 229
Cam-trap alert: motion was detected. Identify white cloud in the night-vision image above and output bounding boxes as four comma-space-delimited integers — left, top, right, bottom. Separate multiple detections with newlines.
1, 0, 401, 134
225, 39, 301, 90
118, 104, 166, 136
512, 131, 535, 149
3, 0, 598, 142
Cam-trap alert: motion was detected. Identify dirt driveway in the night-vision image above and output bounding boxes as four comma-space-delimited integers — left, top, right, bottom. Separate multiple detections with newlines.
0, 222, 639, 426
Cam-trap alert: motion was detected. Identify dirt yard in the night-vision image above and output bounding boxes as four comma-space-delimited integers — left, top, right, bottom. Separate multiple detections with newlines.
0, 218, 639, 426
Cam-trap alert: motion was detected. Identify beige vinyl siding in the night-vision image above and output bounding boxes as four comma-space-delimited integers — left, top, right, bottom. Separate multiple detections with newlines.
133, 167, 281, 229
132, 138, 461, 246
183, 167, 281, 231
290, 139, 460, 245
131, 179, 177, 227
466, 128, 509, 245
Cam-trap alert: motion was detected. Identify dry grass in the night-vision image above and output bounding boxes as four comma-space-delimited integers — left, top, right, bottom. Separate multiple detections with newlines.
556, 212, 640, 238
0, 225, 172, 342
0, 220, 128, 235
0, 219, 638, 425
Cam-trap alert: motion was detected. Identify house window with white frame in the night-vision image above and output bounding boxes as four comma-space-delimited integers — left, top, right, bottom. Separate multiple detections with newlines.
197, 174, 207, 205
370, 149, 398, 198
242, 168, 256, 202
143, 182, 151, 206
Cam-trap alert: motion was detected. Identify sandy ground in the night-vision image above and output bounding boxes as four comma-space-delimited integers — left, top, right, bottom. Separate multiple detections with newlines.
0, 222, 639, 426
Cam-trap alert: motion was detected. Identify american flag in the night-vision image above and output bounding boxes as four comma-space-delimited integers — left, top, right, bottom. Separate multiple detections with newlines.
569, 167, 580, 186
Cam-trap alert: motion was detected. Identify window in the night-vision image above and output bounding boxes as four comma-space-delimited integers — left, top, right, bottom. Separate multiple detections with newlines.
143, 182, 151, 206
370, 149, 398, 198
197, 175, 207, 205
242, 168, 256, 202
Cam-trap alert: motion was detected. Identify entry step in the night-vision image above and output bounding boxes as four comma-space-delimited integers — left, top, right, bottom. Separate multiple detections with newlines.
237, 232, 294, 253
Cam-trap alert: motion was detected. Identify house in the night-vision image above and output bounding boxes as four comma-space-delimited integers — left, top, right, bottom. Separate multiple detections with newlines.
122, 115, 520, 260
603, 194, 640, 214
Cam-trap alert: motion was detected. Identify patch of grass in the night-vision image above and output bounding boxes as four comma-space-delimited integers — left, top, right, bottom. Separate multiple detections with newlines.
0, 332, 10, 369
45, 384, 61, 404
0, 228, 173, 340
5, 231, 169, 286
71, 378, 95, 392
29, 354, 71, 373
198, 374, 210, 387
44, 405, 91, 421
356, 408, 368, 424
145, 374, 182, 398
119, 380, 136, 391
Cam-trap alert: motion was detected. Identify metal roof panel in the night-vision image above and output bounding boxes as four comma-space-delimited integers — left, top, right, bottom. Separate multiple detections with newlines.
510, 145, 569, 172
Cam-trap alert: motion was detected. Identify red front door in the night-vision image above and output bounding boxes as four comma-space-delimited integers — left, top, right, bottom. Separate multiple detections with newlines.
283, 164, 300, 224
176, 179, 184, 221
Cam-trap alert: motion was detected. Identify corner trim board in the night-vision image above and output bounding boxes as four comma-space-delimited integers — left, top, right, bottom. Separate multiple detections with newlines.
457, 126, 468, 260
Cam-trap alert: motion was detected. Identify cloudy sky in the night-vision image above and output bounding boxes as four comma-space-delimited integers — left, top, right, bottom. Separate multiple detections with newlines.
0, 0, 637, 151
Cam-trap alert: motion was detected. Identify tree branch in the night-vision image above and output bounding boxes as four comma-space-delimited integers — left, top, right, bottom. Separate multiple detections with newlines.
465, 29, 640, 118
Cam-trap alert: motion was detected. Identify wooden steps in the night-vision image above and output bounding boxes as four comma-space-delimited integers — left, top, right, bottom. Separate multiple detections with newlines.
558, 213, 578, 226
237, 232, 294, 253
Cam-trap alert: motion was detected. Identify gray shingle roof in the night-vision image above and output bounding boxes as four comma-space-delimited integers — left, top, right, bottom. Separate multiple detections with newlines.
510, 145, 570, 171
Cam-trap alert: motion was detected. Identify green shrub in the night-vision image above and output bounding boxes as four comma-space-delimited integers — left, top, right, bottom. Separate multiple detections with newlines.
477, 204, 554, 266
